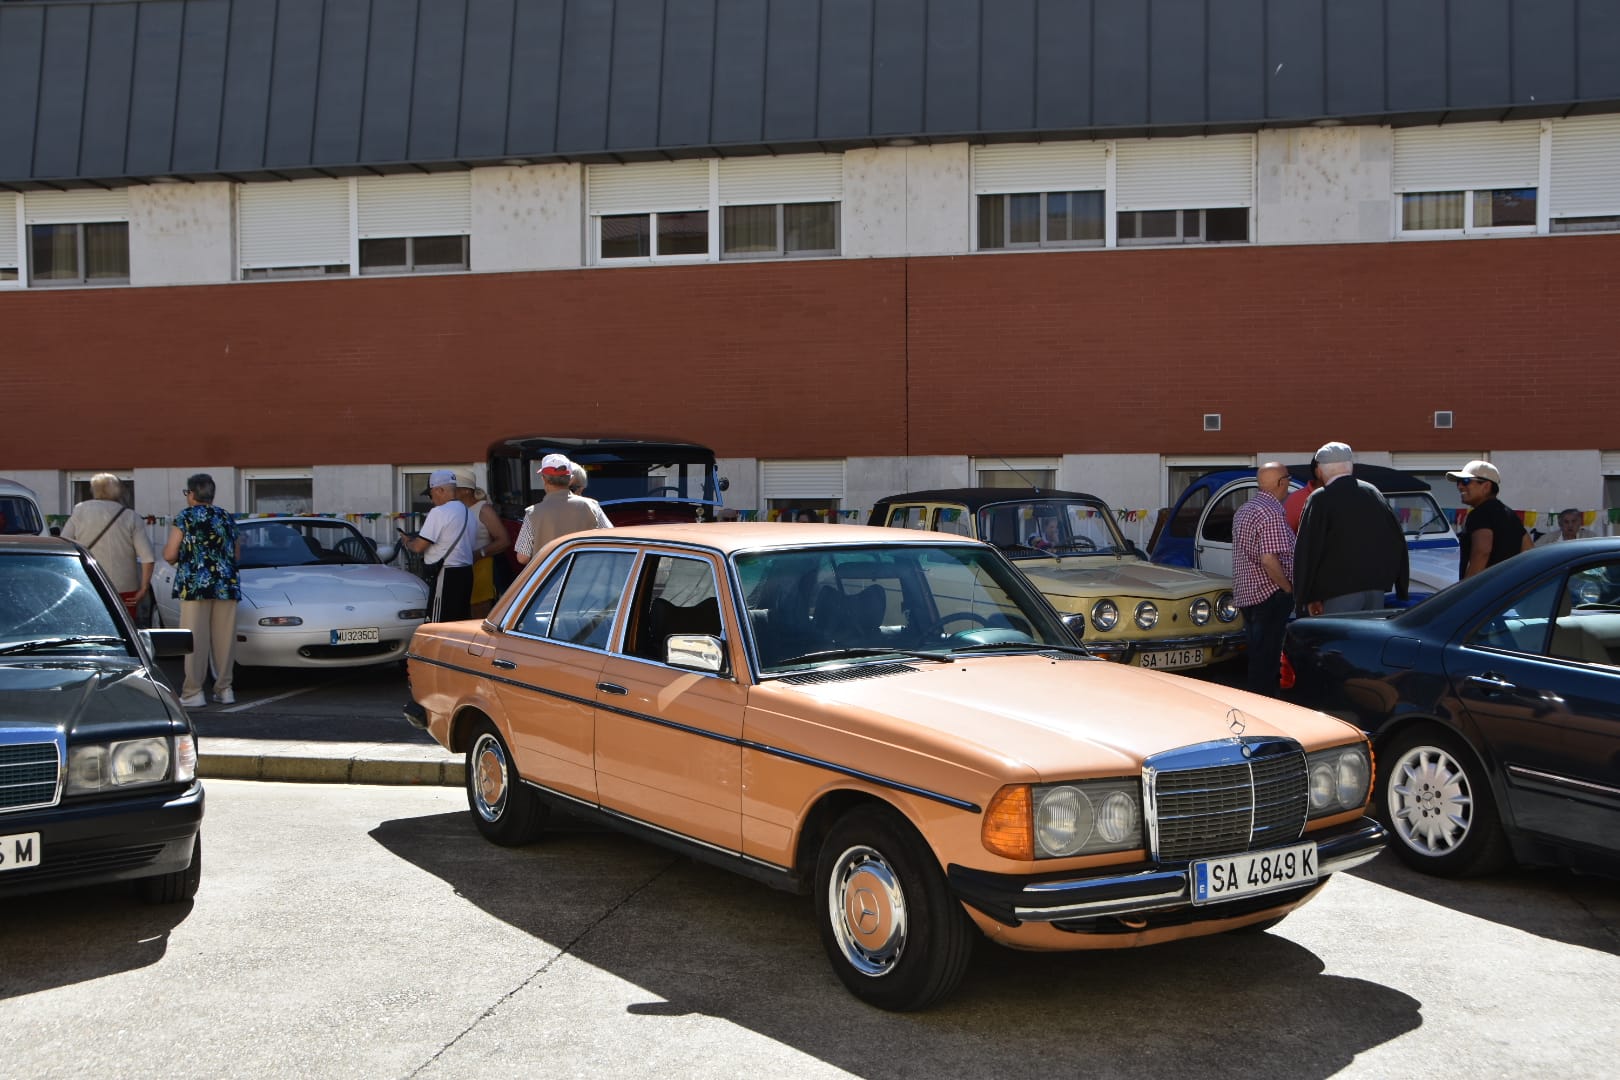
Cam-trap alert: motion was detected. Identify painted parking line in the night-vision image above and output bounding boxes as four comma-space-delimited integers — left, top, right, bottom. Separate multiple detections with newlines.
219, 683, 329, 714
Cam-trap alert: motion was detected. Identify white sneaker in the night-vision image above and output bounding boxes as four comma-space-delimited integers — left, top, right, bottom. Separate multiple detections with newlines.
179, 691, 206, 708
214, 688, 235, 705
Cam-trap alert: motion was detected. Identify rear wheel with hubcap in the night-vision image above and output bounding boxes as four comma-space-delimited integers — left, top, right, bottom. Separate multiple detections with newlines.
814, 805, 973, 1011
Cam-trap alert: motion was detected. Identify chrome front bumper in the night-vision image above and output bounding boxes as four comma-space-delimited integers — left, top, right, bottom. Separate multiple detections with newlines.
947, 818, 1385, 927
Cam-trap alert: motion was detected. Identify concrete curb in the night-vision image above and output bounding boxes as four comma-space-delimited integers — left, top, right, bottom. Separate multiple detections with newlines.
199, 738, 464, 787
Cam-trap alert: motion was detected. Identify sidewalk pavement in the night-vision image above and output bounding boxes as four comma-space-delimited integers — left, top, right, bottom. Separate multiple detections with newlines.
199, 737, 464, 787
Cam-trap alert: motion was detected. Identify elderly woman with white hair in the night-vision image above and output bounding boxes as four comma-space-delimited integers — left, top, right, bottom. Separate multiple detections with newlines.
60, 472, 155, 622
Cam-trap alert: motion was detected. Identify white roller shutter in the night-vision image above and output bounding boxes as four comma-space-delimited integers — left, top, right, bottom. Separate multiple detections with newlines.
1393, 121, 1541, 191
1115, 135, 1254, 210
1392, 453, 1482, 473
0, 193, 16, 268
718, 154, 842, 204
971, 142, 1107, 194
238, 179, 351, 269
587, 160, 710, 215
1601, 451, 1620, 475
1550, 115, 1620, 218
356, 173, 471, 237
23, 189, 131, 223
761, 460, 846, 499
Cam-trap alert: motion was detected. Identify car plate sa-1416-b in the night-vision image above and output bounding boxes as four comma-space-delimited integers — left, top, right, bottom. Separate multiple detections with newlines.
1191, 841, 1317, 905
1138, 647, 1204, 670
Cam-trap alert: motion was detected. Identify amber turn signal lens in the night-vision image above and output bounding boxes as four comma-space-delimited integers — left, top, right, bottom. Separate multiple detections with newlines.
982, 785, 1034, 860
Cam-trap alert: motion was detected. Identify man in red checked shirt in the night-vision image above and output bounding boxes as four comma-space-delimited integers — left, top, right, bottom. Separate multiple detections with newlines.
1231, 461, 1295, 696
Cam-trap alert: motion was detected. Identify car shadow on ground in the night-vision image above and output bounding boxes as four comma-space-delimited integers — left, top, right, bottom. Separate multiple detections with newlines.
1345, 855, 1620, 955
371, 810, 1420, 1080
0, 887, 191, 998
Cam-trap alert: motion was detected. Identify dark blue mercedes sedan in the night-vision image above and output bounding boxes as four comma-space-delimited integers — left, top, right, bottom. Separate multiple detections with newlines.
1283, 538, 1620, 879
1, 536, 203, 903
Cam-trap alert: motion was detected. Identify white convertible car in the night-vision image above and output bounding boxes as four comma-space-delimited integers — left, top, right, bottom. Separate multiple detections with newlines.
153, 517, 429, 668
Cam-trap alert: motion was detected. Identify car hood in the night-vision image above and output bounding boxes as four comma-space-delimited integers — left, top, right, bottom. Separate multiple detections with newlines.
1408, 544, 1461, 594
0, 659, 185, 739
759, 654, 1358, 781
1013, 556, 1230, 601
242, 564, 429, 607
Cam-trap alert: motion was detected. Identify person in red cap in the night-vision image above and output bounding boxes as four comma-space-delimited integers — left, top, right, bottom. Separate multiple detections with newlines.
513, 454, 609, 564
1448, 459, 1531, 579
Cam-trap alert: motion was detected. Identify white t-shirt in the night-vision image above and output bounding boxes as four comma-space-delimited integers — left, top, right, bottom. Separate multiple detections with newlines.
420, 501, 476, 568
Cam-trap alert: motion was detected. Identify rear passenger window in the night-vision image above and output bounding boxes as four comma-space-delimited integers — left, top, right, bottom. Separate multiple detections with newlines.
549, 551, 635, 650
887, 506, 929, 530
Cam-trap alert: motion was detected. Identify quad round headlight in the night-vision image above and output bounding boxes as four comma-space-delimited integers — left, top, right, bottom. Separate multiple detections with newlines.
1134, 601, 1158, 630
1189, 598, 1212, 626
1094, 791, 1140, 845
1091, 600, 1119, 632
1034, 786, 1095, 857
1216, 591, 1239, 622
1336, 748, 1370, 806
1309, 761, 1339, 811
1306, 745, 1373, 815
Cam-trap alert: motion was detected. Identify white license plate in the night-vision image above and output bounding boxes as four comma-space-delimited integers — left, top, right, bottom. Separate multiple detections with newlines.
1138, 647, 1205, 670
0, 832, 41, 873
330, 627, 380, 645
1192, 842, 1317, 905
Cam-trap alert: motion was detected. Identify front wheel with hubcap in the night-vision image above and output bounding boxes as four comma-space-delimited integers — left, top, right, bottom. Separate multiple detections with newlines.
465, 719, 548, 846
1378, 725, 1508, 877
814, 805, 973, 1011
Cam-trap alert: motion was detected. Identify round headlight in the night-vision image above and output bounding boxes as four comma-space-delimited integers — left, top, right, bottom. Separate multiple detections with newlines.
1336, 749, 1370, 806
1094, 791, 1140, 845
1034, 786, 1095, 857
1308, 762, 1338, 811
1091, 600, 1119, 632
1134, 601, 1158, 630
110, 738, 171, 786
1189, 597, 1212, 626
1216, 592, 1239, 622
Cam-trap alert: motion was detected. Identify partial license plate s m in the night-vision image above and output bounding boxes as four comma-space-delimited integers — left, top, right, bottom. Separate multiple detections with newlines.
0, 832, 41, 873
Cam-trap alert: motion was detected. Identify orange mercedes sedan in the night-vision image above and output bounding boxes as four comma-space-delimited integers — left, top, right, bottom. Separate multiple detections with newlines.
404, 523, 1384, 1010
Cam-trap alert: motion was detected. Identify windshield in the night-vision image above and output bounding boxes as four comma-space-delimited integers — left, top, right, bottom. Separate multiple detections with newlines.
561, 460, 718, 505
1387, 492, 1454, 537
1, 494, 45, 536
0, 551, 130, 653
238, 521, 379, 570
975, 499, 1127, 557
733, 542, 1076, 674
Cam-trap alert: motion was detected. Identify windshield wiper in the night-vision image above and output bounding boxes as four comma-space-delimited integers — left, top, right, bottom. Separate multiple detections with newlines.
0, 635, 127, 656
773, 647, 953, 666
948, 640, 1092, 656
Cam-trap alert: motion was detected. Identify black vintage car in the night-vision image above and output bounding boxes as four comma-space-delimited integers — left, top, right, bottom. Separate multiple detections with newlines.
1283, 538, 1620, 878
0, 536, 204, 902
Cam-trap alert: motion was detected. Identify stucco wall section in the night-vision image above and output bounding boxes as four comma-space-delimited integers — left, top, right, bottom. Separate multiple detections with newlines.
905, 144, 971, 255
1256, 127, 1394, 245
842, 148, 907, 258
1489, 451, 1605, 522
314, 465, 396, 515
470, 164, 584, 272
128, 183, 235, 286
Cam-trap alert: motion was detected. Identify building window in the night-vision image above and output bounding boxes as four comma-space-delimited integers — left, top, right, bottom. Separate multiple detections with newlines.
246, 475, 313, 515
599, 211, 709, 259
1551, 215, 1620, 234
978, 192, 1104, 249
68, 473, 135, 509
359, 235, 470, 275
721, 203, 839, 258
28, 223, 129, 285
1401, 188, 1537, 232
973, 458, 1059, 490
1117, 208, 1248, 246
242, 265, 350, 280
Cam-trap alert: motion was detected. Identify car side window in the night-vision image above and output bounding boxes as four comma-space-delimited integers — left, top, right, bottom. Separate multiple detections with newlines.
548, 550, 636, 650
626, 554, 722, 662
1200, 486, 1250, 545
1466, 578, 1561, 655
1549, 561, 1620, 666
933, 507, 971, 535
886, 505, 928, 530
513, 558, 569, 637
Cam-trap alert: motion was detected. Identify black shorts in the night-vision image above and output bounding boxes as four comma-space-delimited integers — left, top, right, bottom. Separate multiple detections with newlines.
430, 565, 475, 622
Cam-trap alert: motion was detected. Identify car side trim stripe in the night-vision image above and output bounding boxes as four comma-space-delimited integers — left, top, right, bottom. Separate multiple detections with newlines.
1506, 764, 1620, 799
409, 653, 981, 813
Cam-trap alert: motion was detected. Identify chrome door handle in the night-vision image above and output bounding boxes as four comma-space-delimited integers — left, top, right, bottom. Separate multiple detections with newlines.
597, 682, 627, 696
491, 658, 516, 670
1464, 673, 1517, 693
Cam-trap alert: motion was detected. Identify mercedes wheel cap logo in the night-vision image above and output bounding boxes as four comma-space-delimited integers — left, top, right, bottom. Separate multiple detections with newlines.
853, 888, 881, 934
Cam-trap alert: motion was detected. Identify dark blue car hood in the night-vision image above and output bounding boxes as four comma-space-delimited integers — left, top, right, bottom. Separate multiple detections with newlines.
0, 658, 186, 740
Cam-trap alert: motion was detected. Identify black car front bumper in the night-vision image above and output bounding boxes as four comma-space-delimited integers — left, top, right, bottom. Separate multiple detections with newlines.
948, 817, 1385, 928
0, 781, 204, 900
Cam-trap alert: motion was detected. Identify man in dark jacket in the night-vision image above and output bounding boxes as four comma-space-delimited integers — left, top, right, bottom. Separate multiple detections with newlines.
1293, 442, 1410, 615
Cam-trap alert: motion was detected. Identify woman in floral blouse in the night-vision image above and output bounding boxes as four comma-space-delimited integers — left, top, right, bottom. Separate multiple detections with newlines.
163, 473, 241, 708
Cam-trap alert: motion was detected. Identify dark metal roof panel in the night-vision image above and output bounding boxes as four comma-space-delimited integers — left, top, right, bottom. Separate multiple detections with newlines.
2, 0, 1618, 187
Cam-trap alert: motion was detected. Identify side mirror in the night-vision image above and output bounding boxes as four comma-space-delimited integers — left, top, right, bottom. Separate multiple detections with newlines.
666, 634, 726, 674
1124, 539, 1144, 558
142, 627, 194, 658
1061, 612, 1086, 637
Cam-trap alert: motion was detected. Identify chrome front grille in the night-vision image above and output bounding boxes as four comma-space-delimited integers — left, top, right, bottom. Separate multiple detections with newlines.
1, 741, 63, 812
1147, 738, 1308, 861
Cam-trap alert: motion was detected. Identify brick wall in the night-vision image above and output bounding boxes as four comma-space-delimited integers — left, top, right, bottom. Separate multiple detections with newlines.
1, 234, 1614, 469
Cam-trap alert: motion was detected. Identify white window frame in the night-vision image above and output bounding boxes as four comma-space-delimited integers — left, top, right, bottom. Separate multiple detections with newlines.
972, 456, 1061, 489
759, 461, 846, 520
0, 191, 19, 286
65, 470, 136, 510
1393, 121, 1546, 238
1160, 455, 1255, 512
718, 202, 841, 260
241, 469, 314, 515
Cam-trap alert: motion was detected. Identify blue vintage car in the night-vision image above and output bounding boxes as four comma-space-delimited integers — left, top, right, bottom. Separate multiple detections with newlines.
1150, 465, 1460, 606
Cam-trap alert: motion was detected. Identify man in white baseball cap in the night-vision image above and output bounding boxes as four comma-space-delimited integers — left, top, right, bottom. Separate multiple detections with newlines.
513, 453, 610, 564
400, 468, 476, 619
1446, 459, 1530, 578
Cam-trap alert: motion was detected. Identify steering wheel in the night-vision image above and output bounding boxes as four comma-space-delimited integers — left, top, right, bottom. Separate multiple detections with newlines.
923, 611, 994, 640
1065, 536, 1098, 552
334, 537, 372, 562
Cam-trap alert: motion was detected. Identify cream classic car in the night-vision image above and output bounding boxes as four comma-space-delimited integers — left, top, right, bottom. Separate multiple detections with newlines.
405, 523, 1383, 1010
